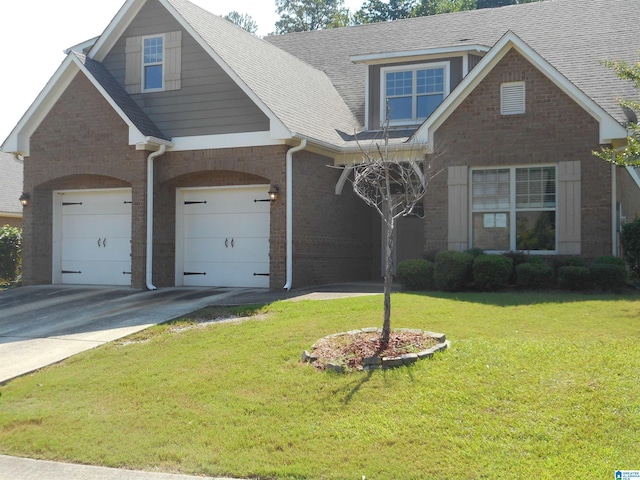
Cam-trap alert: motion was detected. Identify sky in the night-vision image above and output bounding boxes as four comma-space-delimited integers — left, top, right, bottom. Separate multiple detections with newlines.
0, 0, 364, 146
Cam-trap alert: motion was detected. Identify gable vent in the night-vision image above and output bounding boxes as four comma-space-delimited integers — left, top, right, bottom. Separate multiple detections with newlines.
501, 81, 525, 115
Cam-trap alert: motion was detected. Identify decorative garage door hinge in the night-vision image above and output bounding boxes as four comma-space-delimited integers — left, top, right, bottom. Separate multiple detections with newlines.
123, 272, 132, 275
184, 201, 207, 205
62, 202, 83, 206
61, 270, 82, 274
253, 273, 270, 276
184, 272, 207, 276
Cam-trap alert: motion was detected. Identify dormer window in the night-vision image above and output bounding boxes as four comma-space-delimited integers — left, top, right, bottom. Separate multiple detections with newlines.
381, 62, 449, 126
143, 35, 164, 91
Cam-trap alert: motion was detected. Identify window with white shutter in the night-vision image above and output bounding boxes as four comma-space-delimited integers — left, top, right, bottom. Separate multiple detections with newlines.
125, 31, 181, 94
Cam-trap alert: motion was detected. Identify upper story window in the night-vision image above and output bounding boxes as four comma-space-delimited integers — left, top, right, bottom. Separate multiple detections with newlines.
143, 35, 164, 91
125, 31, 182, 95
381, 62, 449, 126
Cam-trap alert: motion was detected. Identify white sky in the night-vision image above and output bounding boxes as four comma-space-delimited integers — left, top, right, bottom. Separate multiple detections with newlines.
0, 0, 364, 146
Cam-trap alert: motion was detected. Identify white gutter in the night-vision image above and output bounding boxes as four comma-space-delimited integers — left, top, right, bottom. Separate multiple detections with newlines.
146, 143, 167, 291
283, 139, 307, 291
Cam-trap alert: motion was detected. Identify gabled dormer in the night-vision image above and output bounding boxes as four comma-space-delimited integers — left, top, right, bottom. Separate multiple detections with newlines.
351, 45, 489, 131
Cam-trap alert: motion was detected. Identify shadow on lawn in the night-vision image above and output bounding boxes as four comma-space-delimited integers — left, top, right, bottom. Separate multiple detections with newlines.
401, 289, 639, 307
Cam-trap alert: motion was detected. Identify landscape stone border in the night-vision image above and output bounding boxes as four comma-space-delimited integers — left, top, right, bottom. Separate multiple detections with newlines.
302, 328, 450, 373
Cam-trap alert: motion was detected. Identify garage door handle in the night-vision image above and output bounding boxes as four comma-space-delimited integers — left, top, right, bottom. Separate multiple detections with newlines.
225, 238, 228, 248
98, 238, 101, 247
103, 238, 107, 248
231, 238, 235, 248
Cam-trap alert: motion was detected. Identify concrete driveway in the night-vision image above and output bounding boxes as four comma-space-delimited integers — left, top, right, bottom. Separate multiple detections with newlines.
0, 283, 386, 384
0, 285, 291, 384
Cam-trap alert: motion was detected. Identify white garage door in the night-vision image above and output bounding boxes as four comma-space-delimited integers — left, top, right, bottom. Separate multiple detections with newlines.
176, 186, 271, 288
55, 189, 132, 286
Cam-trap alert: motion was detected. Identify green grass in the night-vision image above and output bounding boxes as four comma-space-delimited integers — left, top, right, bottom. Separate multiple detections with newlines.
1, 292, 639, 479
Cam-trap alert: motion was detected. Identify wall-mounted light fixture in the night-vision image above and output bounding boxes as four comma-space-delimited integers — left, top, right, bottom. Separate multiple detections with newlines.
268, 185, 279, 202
19, 192, 30, 207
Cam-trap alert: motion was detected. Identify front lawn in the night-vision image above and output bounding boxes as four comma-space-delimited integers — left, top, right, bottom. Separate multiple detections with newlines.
0, 292, 639, 479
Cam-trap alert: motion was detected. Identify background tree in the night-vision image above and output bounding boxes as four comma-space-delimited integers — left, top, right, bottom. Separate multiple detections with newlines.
223, 11, 259, 34
476, 0, 543, 8
347, 124, 441, 346
275, 0, 350, 33
414, 0, 476, 16
353, 0, 417, 24
593, 59, 640, 166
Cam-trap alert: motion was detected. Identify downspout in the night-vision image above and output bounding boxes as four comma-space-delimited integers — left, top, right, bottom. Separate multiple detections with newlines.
283, 139, 307, 291
611, 163, 617, 257
146, 144, 166, 291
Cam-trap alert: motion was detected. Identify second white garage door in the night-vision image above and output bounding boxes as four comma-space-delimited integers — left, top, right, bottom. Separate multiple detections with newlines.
176, 185, 271, 288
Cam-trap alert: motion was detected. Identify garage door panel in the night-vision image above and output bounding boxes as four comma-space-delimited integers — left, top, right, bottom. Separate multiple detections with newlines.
58, 189, 132, 286
183, 212, 269, 238
183, 261, 269, 288
62, 214, 131, 238
59, 192, 131, 215
178, 186, 270, 288
61, 260, 131, 286
183, 237, 269, 264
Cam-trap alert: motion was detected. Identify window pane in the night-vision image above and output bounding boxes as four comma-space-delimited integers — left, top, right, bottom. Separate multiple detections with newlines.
516, 166, 556, 209
386, 71, 413, 97
417, 94, 444, 119
472, 169, 510, 210
144, 37, 163, 63
516, 211, 556, 250
417, 68, 444, 94
473, 212, 510, 250
144, 65, 163, 90
387, 96, 412, 121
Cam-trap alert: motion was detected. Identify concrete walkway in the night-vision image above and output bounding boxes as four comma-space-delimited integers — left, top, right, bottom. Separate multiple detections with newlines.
0, 282, 388, 480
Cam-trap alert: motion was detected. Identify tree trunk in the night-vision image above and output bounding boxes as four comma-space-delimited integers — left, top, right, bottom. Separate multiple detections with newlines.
382, 213, 394, 347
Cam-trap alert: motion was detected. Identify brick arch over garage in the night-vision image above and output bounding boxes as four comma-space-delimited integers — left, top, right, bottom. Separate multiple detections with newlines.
25, 175, 135, 285
152, 147, 288, 287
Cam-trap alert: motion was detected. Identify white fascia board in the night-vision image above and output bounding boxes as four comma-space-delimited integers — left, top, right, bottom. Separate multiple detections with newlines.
170, 132, 286, 151
627, 166, 640, 189
1, 56, 79, 156
413, 31, 627, 148
351, 45, 490, 65
64, 36, 100, 55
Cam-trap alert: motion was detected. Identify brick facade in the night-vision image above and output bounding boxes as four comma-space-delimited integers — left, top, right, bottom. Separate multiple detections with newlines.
424, 49, 613, 259
23, 73, 374, 289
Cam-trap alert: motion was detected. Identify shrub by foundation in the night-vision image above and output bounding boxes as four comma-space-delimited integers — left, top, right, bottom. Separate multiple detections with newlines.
591, 257, 627, 292
621, 218, 640, 281
397, 259, 434, 291
516, 261, 554, 289
434, 251, 474, 292
557, 266, 592, 291
473, 254, 513, 291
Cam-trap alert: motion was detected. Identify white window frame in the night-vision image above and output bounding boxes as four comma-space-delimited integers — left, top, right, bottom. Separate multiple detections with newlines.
469, 164, 558, 254
142, 34, 165, 92
380, 61, 450, 127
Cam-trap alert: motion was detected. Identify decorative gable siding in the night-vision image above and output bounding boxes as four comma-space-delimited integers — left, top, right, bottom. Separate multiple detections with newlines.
102, 0, 269, 138
424, 49, 612, 259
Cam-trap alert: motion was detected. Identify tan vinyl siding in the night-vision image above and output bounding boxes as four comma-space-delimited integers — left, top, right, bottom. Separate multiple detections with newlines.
102, 0, 269, 138
447, 166, 468, 251
557, 160, 581, 254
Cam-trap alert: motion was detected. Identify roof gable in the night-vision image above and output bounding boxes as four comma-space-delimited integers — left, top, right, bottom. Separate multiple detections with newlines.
412, 31, 627, 148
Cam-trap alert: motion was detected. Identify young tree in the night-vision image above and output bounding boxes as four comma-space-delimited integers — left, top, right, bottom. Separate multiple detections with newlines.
347, 125, 441, 346
274, 0, 350, 33
223, 11, 259, 34
593, 59, 640, 166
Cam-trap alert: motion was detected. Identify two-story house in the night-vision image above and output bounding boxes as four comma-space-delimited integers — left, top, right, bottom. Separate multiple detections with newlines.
2, 0, 639, 290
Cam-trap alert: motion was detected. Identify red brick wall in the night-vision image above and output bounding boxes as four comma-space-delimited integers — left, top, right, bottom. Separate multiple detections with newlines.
425, 49, 612, 259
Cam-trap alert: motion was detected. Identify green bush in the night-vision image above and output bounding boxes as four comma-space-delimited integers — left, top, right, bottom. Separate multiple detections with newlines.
396, 259, 434, 291
593, 255, 625, 267
515, 262, 554, 289
621, 217, 640, 280
590, 263, 627, 292
473, 254, 513, 291
434, 251, 474, 292
464, 248, 485, 259
0, 225, 22, 286
557, 266, 592, 291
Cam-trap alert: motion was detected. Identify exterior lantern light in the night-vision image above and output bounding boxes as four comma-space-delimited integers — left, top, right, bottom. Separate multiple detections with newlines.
19, 192, 30, 207
268, 185, 279, 202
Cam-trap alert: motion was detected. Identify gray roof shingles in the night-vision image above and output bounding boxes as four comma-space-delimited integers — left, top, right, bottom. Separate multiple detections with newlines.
265, 0, 640, 128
